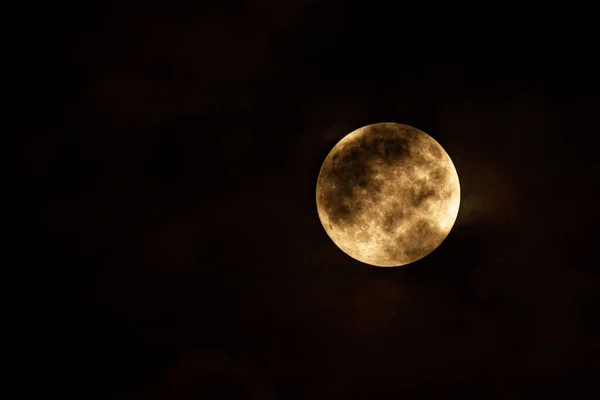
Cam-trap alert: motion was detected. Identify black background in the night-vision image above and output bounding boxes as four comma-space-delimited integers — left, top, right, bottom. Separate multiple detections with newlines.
13, 1, 600, 398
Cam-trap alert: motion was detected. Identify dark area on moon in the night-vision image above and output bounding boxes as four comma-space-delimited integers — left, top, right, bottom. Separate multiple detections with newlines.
319, 125, 436, 228
12, 1, 600, 399
319, 133, 409, 227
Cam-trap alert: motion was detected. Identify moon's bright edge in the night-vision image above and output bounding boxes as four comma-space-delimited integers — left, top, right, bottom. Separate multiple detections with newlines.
316, 123, 460, 267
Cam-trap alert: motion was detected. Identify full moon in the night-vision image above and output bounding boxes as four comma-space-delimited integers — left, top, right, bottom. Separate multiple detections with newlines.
316, 123, 460, 267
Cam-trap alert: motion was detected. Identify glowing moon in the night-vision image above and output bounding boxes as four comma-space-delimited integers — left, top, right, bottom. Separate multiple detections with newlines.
316, 123, 460, 267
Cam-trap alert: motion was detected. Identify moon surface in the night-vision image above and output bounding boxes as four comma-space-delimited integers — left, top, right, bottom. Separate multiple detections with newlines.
316, 123, 460, 267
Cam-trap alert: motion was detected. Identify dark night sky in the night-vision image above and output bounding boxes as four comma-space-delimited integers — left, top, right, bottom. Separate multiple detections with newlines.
13, 1, 600, 399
